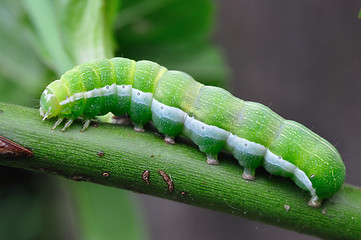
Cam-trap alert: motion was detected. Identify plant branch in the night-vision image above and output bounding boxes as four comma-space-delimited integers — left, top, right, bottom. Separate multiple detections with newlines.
0, 102, 360, 240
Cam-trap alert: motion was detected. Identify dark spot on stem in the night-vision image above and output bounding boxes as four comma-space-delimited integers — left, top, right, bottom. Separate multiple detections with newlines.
284, 204, 290, 212
102, 172, 110, 177
0, 136, 33, 158
321, 208, 327, 215
142, 170, 150, 185
69, 175, 90, 182
112, 115, 131, 125
158, 170, 173, 193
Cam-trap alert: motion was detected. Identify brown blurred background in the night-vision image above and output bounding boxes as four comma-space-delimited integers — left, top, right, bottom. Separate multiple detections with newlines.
140, 1, 361, 239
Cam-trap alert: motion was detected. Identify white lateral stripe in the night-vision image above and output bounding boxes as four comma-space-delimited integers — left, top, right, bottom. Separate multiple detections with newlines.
117, 85, 132, 97
151, 98, 185, 122
264, 150, 316, 196
72, 92, 85, 101
183, 115, 230, 141
59, 84, 134, 106
226, 133, 267, 156
131, 88, 153, 105
60, 98, 70, 105
85, 88, 102, 99
101, 83, 117, 96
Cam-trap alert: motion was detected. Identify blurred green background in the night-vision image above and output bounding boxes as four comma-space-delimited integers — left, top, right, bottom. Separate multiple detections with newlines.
1, 0, 361, 240
0, 0, 228, 239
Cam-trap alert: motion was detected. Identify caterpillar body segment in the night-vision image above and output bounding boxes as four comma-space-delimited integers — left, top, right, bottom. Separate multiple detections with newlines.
39, 57, 346, 207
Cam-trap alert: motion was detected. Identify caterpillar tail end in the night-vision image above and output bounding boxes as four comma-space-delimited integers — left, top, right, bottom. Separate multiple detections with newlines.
60, 119, 74, 132
308, 196, 322, 208
164, 135, 175, 144
206, 153, 219, 165
242, 167, 256, 180
80, 119, 91, 132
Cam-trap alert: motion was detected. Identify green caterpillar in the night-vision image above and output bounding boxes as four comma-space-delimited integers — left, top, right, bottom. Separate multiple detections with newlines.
39, 57, 346, 207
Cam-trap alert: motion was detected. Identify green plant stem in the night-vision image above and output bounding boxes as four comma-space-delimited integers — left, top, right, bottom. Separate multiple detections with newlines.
0, 102, 360, 240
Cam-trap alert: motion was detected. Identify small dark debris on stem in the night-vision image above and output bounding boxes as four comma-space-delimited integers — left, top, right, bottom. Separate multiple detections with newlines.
90, 122, 99, 128
69, 175, 90, 182
158, 170, 174, 193
321, 208, 327, 215
142, 170, 150, 185
284, 204, 290, 212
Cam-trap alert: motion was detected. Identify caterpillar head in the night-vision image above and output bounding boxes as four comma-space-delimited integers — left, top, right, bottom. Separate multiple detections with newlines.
39, 88, 61, 120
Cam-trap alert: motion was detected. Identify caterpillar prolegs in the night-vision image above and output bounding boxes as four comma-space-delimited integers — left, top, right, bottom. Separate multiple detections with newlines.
39, 57, 346, 207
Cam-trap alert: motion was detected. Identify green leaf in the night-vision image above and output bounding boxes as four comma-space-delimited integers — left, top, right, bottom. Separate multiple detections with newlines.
116, 0, 214, 44
21, 0, 120, 74
0, 0, 54, 106
57, 0, 120, 64
21, 0, 76, 75
115, 0, 228, 87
